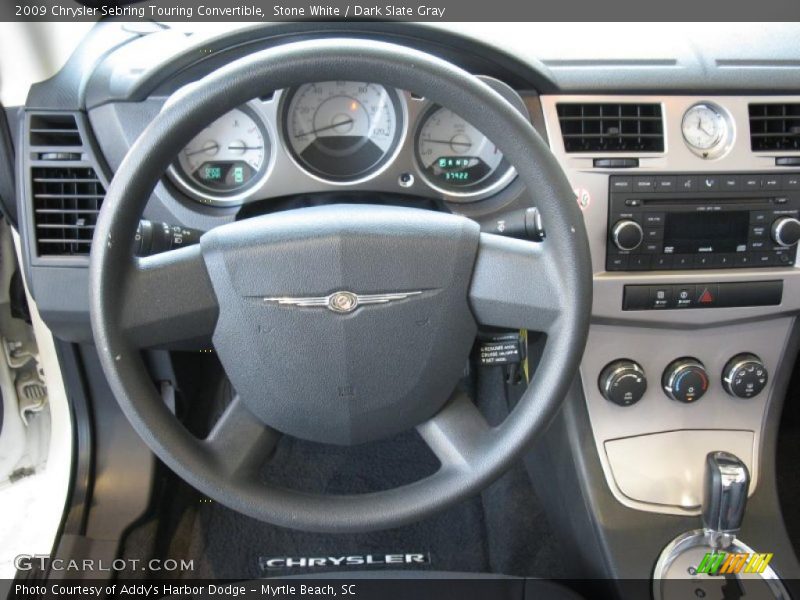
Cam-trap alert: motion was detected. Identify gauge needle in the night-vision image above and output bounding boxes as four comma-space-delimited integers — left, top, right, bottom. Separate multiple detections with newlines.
294, 118, 354, 138
422, 139, 472, 148
228, 144, 263, 151
185, 142, 219, 157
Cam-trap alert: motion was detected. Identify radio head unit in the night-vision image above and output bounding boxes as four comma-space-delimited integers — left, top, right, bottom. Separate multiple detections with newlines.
607, 173, 800, 271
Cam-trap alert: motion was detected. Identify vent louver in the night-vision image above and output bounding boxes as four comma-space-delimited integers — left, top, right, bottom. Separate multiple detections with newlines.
29, 114, 82, 147
556, 103, 664, 153
749, 103, 800, 152
32, 167, 105, 256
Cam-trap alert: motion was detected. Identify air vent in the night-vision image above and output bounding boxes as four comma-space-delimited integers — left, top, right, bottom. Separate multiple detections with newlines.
556, 103, 664, 153
31, 167, 105, 256
28, 114, 82, 147
749, 103, 800, 152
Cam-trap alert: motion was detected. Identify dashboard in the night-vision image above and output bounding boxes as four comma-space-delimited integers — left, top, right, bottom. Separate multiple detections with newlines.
11, 22, 800, 527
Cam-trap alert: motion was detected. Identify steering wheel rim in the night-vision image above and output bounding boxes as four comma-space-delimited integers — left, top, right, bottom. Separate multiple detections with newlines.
89, 38, 592, 533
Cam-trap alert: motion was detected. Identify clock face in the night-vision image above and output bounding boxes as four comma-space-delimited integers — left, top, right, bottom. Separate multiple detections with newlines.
682, 104, 727, 151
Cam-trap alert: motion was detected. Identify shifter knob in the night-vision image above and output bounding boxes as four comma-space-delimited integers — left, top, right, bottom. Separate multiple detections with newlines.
702, 451, 750, 549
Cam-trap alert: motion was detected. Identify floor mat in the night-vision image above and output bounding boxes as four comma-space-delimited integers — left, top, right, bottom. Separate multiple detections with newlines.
121, 432, 565, 580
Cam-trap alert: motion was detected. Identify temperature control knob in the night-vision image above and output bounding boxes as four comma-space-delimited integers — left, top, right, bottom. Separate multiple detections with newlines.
599, 360, 647, 406
722, 353, 768, 399
772, 217, 800, 248
662, 358, 709, 403
611, 220, 644, 251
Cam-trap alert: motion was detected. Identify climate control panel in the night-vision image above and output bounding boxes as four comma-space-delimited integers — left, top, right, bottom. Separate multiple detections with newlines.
598, 353, 768, 405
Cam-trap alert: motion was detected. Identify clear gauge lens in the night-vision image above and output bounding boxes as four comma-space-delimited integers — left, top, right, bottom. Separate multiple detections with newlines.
682, 104, 725, 150
416, 106, 513, 195
284, 81, 402, 181
176, 107, 268, 196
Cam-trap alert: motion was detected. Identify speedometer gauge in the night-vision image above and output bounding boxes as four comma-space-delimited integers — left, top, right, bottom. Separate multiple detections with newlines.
415, 106, 514, 197
174, 106, 270, 204
283, 81, 403, 181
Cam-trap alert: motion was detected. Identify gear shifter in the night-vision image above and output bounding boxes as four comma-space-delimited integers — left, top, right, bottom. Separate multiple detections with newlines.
702, 451, 750, 550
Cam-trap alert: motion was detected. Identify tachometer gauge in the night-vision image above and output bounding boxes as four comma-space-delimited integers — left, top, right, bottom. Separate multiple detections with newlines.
415, 106, 515, 197
174, 106, 270, 204
283, 81, 403, 181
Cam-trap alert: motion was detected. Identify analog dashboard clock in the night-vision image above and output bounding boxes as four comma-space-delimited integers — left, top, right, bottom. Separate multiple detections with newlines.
681, 103, 732, 158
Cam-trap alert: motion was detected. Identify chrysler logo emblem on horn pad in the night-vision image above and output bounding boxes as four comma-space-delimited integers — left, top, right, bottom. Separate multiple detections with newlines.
263, 290, 423, 314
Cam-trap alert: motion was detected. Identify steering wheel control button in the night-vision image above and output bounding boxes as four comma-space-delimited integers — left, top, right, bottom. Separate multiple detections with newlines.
662, 358, 709, 403
611, 219, 644, 251
599, 360, 647, 407
772, 217, 800, 247
722, 353, 768, 399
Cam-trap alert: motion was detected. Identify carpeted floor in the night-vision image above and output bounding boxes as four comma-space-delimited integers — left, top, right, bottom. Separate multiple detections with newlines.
119, 364, 566, 580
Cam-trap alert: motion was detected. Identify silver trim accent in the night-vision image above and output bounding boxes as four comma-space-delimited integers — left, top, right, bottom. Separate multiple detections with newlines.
772, 217, 800, 248
662, 358, 707, 402
611, 219, 643, 251
263, 290, 422, 314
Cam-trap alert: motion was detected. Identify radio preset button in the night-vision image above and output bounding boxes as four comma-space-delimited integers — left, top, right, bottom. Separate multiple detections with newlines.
629, 255, 652, 270
734, 253, 755, 267
694, 255, 714, 268
653, 255, 673, 269
672, 255, 693, 269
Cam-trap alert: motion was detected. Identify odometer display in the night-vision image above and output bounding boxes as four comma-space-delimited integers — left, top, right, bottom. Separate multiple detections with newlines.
416, 106, 514, 196
175, 107, 269, 203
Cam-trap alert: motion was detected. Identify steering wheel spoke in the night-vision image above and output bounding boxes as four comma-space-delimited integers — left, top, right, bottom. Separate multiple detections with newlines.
469, 233, 566, 334
417, 390, 492, 472
121, 246, 219, 349
205, 395, 281, 479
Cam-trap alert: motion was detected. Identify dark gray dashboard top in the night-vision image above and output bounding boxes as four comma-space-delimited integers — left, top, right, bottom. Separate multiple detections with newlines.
25, 22, 800, 110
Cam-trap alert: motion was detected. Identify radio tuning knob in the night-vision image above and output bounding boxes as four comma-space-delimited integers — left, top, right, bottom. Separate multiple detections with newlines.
611, 219, 644, 251
772, 217, 800, 248
662, 357, 709, 403
598, 360, 647, 406
722, 353, 768, 399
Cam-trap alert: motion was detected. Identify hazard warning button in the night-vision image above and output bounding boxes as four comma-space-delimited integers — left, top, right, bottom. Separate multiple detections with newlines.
695, 284, 719, 307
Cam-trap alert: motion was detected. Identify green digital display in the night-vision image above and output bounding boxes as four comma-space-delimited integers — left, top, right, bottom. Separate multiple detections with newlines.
428, 156, 490, 189
203, 166, 223, 181
194, 161, 255, 191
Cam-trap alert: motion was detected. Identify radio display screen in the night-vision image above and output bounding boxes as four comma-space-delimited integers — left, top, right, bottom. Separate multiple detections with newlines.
663, 210, 750, 253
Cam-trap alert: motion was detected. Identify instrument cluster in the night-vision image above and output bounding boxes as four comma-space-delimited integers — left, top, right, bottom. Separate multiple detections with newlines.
168, 78, 527, 207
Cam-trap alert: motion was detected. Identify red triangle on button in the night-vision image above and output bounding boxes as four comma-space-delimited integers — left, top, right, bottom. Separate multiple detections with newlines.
698, 288, 714, 303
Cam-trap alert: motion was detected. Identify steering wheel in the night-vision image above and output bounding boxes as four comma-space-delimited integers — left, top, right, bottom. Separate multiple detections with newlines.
89, 39, 591, 533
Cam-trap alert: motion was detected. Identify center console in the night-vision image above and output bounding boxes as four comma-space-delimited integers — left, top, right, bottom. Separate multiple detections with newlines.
539, 95, 800, 517
533, 93, 800, 587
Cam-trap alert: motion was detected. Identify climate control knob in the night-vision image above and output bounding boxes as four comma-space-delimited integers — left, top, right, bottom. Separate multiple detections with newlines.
772, 217, 800, 248
599, 360, 647, 406
722, 353, 768, 399
611, 220, 644, 251
662, 358, 709, 403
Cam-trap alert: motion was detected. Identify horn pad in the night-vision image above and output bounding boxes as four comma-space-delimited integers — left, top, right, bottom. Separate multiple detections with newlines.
200, 205, 480, 445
